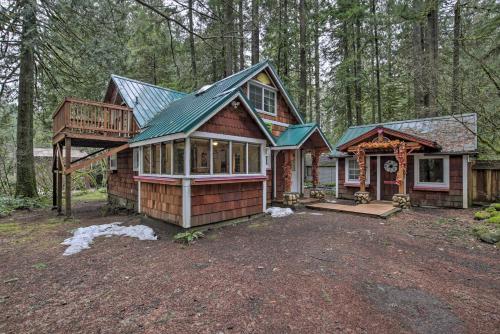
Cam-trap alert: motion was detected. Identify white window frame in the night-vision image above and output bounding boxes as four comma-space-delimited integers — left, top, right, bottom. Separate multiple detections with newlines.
138, 133, 267, 178
414, 155, 449, 189
265, 147, 271, 170
132, 148, 140, 172
109, 154, 117, 171
344, 156, 370, 185
248, 80, 277, 116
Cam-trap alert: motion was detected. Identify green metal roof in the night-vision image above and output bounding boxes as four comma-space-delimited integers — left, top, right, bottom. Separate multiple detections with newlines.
331, 113, 478, 156
275, 123, 333, 150
131, 60, 274, 143
111, 75, 187, 128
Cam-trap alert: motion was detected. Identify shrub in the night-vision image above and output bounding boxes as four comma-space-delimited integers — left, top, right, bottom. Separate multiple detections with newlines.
174, 230, 204, 244
474, 211, 491, 220
0, 196, 47, 218
486, 216, 500, 225
490, 203, 500, 211
473, 224, 500, 244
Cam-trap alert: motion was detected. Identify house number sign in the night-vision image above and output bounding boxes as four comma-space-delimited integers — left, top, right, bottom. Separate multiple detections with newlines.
384, 160, 398, 173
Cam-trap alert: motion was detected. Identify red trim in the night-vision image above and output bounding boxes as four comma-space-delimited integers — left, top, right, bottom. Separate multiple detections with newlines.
192, 175, 267, 185
133, 175, 182, 185
338, 126, 440, 152
413, 185, 449, 192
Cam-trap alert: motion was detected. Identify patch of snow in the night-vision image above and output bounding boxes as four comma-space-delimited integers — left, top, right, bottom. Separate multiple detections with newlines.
266, 207, 293, 218
309, 212, 323, 216
61, 223, 157, 256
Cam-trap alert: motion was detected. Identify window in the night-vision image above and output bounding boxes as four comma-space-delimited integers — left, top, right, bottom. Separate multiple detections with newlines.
248, 144, 261, 173
345, 157, 370, 184
109, 154, 117, 171
173, 140, 185, 175
265, 147, 271, 170
414, 155, 449, 188
348, 159, 360, 181
191, 138, 210, 174
132, 148, 139, 172
248, 82, 276, 115
212, 140, 229, 174
151, 143, 161, 174
161, 142, 172, 175
142, 146, 151, 174
232, 142, 246, 174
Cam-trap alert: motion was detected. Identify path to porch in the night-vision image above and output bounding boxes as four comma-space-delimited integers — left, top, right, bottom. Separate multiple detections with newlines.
306, 200, 401, 218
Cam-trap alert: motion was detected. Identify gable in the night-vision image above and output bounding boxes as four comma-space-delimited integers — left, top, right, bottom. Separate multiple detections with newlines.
197, 97, 266, 140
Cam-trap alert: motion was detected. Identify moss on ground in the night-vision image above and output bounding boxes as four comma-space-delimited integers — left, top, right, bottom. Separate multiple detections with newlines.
473, 224, 500, 244
0, 223, 23, 235
486, 216, 500, 225
72, 190, 107, 202
490, 203, 500, 211
474, 211, 491, 220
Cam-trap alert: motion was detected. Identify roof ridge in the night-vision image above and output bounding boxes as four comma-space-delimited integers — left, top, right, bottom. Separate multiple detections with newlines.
347, 113, 476, 129
111, 74, 187, 95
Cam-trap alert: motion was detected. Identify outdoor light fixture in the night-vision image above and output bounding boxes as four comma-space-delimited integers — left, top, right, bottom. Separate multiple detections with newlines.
213, 141, 218, 146
231, 100, 240, 109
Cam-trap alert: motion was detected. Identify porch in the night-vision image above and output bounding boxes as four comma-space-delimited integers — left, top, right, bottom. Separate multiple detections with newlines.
52, 98, 139, 216
306, 200, 401, 218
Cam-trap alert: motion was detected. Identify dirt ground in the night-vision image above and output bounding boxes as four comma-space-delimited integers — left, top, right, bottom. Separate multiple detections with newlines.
0, 200, 499, 334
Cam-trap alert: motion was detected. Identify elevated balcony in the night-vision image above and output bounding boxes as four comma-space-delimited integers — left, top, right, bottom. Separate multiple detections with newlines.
52, 97, 139, 148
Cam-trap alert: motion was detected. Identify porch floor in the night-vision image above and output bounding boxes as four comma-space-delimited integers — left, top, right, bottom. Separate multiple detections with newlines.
306, 200, 401, 218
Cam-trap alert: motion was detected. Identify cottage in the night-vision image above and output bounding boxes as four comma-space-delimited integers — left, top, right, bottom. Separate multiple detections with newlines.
52, 61, 332, 227
332, 114, 477, 208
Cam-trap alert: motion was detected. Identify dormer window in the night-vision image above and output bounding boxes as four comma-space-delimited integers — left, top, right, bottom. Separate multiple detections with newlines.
248, 81, 277, 115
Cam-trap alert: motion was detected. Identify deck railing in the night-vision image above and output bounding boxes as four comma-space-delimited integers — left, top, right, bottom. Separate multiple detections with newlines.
52, 98, 137, 138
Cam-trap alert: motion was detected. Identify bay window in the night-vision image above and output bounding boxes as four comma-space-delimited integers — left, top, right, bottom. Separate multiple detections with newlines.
191, 139, 210, 174
248, 82, 276, 115
414, 155, 449, 189
142, 145, 151, 174
173, 140, 185, 175
212, 140, 229, 174
248, 144, 261, 173
232, 142, 246, 174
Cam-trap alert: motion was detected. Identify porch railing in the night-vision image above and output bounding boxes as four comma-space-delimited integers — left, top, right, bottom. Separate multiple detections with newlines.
52, 97, 137, 138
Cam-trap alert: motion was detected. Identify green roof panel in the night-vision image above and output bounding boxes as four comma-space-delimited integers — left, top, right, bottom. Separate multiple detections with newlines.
275, 123, 317, 147
111, 75, 187, 128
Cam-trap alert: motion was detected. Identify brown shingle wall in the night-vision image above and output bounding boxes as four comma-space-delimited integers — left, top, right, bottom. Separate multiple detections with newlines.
140, 182, 183, 225
407, 155, 464, 208
108, 149, 137, 203
197, 98, 265, 139
337, 155, 465, 208
191, 182, 263, 226
266, 169, 272, 202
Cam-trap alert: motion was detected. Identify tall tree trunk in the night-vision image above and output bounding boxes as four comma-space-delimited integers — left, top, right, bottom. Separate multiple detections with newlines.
251, 0, 259, 64
283, 0, 289, 77
371, 0, 382, 123
354, 15, 363, 125
16, 0, 37, 198
412, 0, 425, 117
239, 0, 245, 70
426, 0, 439, 116
224, 0, 234, 76
314, 0, 320, 125
343, 22, 353, 127
451, 0, 461, 114
298, 0, 307, 115
188, 0, 197, 87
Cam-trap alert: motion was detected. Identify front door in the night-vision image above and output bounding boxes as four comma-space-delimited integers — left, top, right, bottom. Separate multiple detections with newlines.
380, 156, 399, 200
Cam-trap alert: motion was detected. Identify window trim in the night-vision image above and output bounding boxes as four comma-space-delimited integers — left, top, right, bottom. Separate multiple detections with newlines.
248, 80, 277, 116
138, 134, 266, 178
413, 155, 449, 189
344, 156, 370, 185
109, 154, 117, 171
265, 147, 271, 170
132, 148, 139, 172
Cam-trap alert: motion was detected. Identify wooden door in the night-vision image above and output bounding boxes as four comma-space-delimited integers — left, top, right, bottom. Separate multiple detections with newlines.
380, 156, 399, 201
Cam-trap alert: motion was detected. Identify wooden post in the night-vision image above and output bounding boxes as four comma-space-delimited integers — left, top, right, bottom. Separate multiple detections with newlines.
355, 147, 366, 192
57, 143, 63, 214
52, 145, 57, 209
312, 150, 320, 188
65, 138, 72, 217
283, 150, 292, 192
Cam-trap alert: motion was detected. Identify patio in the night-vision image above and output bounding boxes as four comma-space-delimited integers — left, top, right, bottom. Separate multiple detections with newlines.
306, 200, 401, 218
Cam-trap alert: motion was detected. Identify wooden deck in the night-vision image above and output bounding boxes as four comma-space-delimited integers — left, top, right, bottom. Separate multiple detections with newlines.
306, 201, 401, 218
